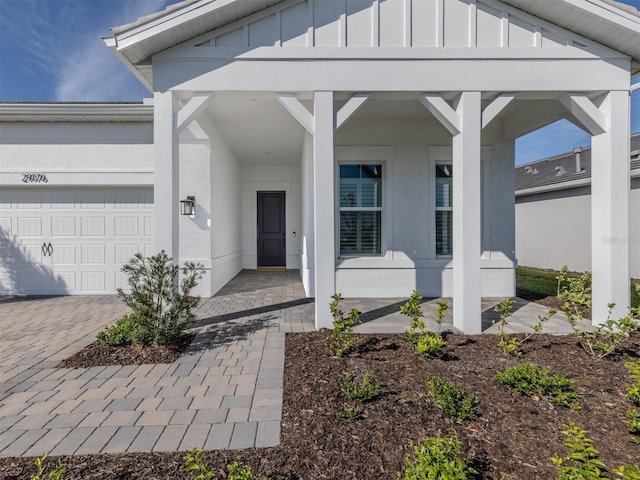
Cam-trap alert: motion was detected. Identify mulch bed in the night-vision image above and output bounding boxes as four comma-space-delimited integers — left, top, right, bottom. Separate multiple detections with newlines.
2, 331, 640, 479
56, 335, 196, 368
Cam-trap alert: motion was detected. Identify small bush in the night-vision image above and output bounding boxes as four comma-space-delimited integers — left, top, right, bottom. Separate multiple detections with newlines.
185, 449, 265, 480
628, 409, 640, 445
494, 362, 580, 409
401, 291, 448, 358
326, 293, 361, 357
626, 361, 640, 406
551, 423, 640, 479
31, 454, 65, 480
493, 298, 549, 357
341, 372, 381, 403
98, 251, 204, 347
425, 376, 479, 420
398, 431, 477, 480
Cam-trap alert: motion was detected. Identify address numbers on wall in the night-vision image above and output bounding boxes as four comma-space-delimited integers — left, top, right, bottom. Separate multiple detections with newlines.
21, 174, 49, 183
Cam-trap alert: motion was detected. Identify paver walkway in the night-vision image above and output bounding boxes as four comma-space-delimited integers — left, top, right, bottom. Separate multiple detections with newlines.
0, 270, 585, 457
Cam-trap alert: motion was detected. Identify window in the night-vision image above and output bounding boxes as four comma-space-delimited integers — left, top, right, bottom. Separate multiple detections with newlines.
339, 164, 382, 256
435, 163, 452, 256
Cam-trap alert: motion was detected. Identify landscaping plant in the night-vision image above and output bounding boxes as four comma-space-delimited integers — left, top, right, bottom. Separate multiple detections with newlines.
551, 423, 640, 479
185, 449, 266, 480
326, 293, 361, 357
425, 375, 479, 420
555, 267, 640, 358
493, 362, 580, 409
341, 371, 382, 403
97, 251, 204, 347
625, 361, 640, 406
493, 298, 550, 356
398, 431, 478, 480
401, 290, 448, 358
30, 454, 65, 480
627, 409, 640, 445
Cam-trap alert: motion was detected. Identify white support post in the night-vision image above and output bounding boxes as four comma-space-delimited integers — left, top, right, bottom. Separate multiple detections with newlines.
452, 92, 483, 334
313, 91, 336, 329
154, 91, 180, 261
590, 90, 630, 324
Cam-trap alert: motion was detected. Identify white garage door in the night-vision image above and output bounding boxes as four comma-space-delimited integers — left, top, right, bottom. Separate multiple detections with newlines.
0, 187, 154, 295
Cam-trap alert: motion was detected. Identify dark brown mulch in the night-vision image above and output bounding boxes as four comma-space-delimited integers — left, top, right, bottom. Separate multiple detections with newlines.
55, 334, 195, 368
2, 332, 639, 479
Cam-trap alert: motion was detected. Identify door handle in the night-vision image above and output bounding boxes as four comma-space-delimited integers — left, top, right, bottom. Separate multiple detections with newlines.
42, 242, 53, 257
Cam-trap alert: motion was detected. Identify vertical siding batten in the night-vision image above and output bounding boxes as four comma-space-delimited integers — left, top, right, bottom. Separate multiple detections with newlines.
501, 12, 509, 47
307, 0, 314, 47
437, 0, 445, 47
404, 0, 412, 47
469, 0, 477, 47
373, 0, 380, 47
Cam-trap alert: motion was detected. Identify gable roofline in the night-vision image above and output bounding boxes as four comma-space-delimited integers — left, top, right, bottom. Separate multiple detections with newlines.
0, 102, 154, 123
105, 0, 640, 87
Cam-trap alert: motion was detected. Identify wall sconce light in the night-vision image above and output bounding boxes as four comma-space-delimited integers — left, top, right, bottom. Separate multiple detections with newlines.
180, 196, 196, 217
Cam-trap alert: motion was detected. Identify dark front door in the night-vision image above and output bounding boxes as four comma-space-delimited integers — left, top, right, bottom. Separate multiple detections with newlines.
257, 191, 286, 267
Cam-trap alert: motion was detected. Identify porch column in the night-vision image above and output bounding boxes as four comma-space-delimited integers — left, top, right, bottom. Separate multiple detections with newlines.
313, 91, 336, 329
154, 91, 180, 261
453, 92, 483, 334
591, 90, 630, 323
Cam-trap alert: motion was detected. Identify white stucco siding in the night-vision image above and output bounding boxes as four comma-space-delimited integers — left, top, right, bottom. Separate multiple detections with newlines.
240, 165, 302, 270
515, 180, 639, 279
331, 113, 515, 298
0, 123, 153, 172
204, 121, 243, 296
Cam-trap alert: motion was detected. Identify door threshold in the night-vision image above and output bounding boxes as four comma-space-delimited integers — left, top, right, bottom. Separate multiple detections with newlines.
256, 267, 286, 272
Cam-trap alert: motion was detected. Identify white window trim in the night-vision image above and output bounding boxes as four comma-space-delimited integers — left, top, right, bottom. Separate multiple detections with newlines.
427, 146, 492, 260
335, 146, 394, 260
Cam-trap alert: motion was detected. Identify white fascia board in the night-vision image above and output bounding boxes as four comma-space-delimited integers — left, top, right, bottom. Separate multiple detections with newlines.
567, 0, 640, 31
103, 37, 154, 91
0, 103, 153, 119
113, 0, 230, 51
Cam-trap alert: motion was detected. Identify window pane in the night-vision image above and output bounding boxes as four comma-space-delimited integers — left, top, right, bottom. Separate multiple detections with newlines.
340, 211, 381, 255
339, 165, 382, 207
360, 178, 382, 207
340, 164, 361, 179
436, 164, 452, 208
436, 211, 452, 256
340, 180, 358, 207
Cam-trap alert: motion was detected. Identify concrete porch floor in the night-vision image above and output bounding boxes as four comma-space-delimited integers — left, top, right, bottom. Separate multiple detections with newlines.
0, 269, 584, 457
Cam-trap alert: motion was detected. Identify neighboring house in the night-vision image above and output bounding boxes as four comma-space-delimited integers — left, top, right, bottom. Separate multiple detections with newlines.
516, 133, 640, 278
1, 0, 639, 333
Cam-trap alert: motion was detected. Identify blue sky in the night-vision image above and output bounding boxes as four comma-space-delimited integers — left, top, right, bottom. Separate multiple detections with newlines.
0, 0, 638, 165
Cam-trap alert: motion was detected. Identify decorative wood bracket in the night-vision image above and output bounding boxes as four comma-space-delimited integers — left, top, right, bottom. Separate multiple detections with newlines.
419, 93, 461, 136
482, 93, 516, 129
175, 93, 215, 134
276, 92, 371, 135
559, 93, 606, 136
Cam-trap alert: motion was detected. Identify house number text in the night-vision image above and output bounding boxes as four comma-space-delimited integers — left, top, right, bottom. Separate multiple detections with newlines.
21, 174, 49, 184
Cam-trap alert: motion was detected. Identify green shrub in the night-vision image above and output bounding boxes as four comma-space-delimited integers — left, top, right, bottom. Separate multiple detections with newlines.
552, 423, 640, 479
398, 431, 477, 480
185, 449, 265, 480
493, 298, 549, 357
341, 372, 381, 403
555, 266, 639, 358
425, 376, 479, 420
326, 293, 361, 357
493, 362, 580, 409
626, 361, 640, 406
628, 409, 640, 445
31, 454, 65, 480
401, 291, 447, 358
227, 461, 266, 480
98, 251, 204, 347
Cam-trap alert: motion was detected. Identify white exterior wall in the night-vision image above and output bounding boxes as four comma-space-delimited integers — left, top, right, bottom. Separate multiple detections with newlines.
240, 165, 302, 270
516, 179, 640, 278
205, 122, 243, 295
332, 114, 515, 298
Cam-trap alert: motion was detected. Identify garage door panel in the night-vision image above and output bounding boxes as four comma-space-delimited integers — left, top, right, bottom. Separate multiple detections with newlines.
51, 190, 76, 209
51, 217, 76, 236
81, 217, 106, 236
82, 244, 106, 264
51, 244, 76, 265
1, 187, 153, 295
115, 217, 139, 236
17, 190, 42, 209
82, 272, 106, 292
80, 190, 105, 209
18, 217, 43, 237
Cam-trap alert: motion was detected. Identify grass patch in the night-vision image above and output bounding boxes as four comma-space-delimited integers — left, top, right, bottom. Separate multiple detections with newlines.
517, 267, 639, 309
